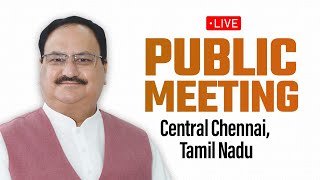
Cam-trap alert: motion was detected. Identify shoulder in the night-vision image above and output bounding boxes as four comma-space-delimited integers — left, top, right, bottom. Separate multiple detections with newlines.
0, 108, 43, 134
99, 110, 149, 138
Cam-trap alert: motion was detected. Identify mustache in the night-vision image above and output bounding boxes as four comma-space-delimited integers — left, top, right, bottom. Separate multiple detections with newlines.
55, 76, 88, 85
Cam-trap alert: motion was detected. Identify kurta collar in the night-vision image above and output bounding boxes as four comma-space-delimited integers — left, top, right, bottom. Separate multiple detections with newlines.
42, 103, 102, 131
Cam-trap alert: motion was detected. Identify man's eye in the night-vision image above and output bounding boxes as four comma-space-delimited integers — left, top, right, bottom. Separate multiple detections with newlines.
76, 58, 94, 65
50, 58, 64, 62
78, 58, 91, 62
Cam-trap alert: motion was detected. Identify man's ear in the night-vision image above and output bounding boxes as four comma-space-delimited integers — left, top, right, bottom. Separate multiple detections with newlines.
39, 58, 44, 68
103, 60, 108, 73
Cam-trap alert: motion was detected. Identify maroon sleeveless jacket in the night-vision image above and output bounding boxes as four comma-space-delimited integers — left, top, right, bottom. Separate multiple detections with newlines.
0, 108, 152, 180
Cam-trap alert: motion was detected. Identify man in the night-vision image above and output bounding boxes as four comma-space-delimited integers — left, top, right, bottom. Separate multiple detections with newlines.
0, 16, 170, 180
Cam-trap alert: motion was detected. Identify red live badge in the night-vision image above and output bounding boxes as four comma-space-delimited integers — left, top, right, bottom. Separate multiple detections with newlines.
206, 16, 241, 30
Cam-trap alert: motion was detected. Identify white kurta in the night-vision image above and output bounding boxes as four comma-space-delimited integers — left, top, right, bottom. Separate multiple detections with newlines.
0, 104, 170, 180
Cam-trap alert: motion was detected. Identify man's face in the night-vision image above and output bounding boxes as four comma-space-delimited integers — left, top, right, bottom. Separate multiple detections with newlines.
40, 24, 107, 107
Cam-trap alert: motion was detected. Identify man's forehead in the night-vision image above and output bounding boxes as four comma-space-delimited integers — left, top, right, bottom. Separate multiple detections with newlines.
47, 24, 96, 40
44, 24, 100, 53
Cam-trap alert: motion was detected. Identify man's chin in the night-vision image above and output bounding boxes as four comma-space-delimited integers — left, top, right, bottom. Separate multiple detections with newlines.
55, 95, 84, 105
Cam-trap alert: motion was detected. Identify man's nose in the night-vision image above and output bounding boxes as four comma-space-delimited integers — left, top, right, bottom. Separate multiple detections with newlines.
62, 59, 80, 77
